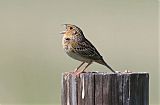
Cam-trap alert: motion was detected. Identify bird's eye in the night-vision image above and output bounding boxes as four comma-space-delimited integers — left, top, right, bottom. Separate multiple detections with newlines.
69, 27, 73, 30
65, 38, 70, 40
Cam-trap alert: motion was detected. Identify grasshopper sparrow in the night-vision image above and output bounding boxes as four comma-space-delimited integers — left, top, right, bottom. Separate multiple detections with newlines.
60, 24, 116, 74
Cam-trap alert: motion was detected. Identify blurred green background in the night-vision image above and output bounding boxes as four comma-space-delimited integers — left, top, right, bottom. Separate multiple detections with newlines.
0, 0, 159, 105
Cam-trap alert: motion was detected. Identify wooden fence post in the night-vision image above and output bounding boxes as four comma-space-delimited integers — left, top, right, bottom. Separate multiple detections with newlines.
61, 72, 149, 105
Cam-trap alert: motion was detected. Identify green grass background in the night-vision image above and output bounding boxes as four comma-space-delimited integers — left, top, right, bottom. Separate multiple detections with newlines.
0, 0, 159, 105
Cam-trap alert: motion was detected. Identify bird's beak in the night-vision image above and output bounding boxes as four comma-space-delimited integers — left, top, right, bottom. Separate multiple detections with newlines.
61, 24, 68, 28
62, 24, 67, 26
59, 31, 66, 34
60, 24, 67, 34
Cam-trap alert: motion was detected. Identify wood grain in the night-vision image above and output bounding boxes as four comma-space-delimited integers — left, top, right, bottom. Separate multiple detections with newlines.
61, 72, 149, 105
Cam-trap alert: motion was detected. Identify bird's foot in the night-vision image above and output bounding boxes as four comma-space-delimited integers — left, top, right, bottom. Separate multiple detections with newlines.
63, 71, 75, 78
73, 70, 86, 76
73, 71, 81, 76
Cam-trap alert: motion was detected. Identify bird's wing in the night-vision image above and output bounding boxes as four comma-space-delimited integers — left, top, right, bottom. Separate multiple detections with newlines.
73, 38, 102, 60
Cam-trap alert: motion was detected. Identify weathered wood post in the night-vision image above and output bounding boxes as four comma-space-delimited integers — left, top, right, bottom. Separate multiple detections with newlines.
61, 72, 149, 105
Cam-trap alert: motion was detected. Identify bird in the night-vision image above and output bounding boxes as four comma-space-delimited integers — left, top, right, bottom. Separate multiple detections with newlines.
60, 24, 116, 75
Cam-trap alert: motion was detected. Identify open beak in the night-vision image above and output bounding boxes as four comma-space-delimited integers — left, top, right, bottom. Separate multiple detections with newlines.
59, 31, 66, 34
60, 24, 67, 34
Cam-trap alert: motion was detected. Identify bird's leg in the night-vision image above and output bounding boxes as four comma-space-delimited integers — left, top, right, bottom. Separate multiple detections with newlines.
75, 61, 92, 75
81, 61, 92, 72
74, 62, 85, 72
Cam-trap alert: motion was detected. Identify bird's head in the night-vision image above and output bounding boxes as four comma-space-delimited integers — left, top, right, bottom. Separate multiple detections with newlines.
60, 24, 84, 37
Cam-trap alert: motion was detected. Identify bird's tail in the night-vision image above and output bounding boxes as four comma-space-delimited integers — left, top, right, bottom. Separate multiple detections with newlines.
95, 59, 116, 73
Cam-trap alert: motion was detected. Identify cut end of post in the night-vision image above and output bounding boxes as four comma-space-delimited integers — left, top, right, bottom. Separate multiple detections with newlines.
61, 71, 149, 105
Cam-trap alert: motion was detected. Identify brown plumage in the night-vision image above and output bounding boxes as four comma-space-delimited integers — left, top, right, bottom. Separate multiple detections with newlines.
60, 24, 116, 74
